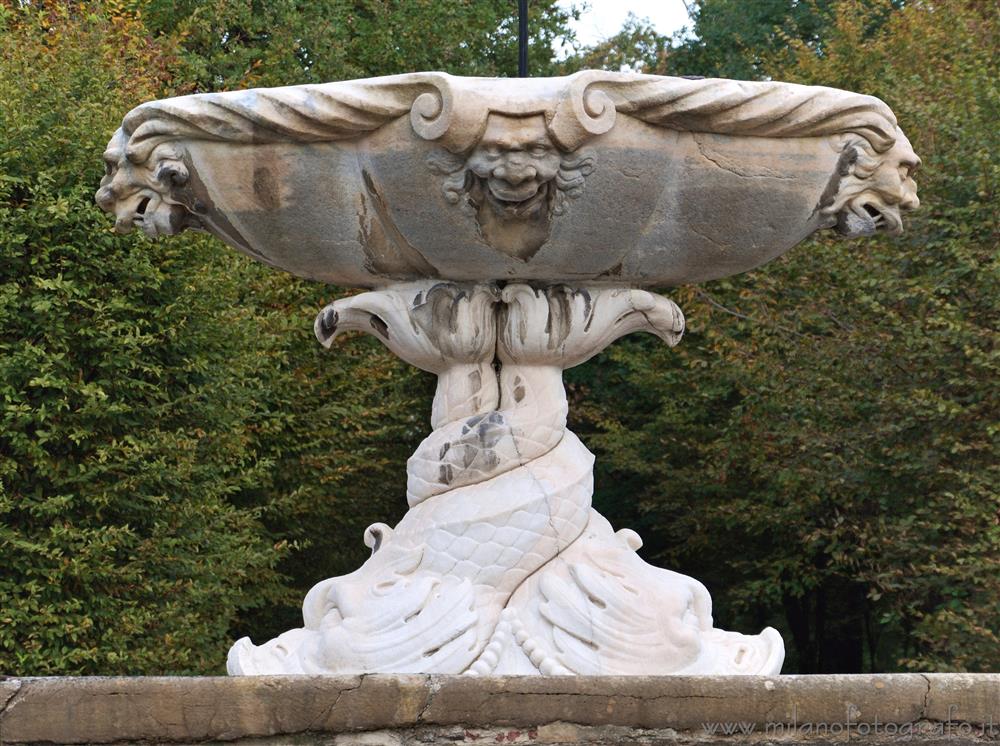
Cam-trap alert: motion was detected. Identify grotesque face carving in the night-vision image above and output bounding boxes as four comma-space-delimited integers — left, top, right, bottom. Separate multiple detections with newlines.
95, 132, 198, 238
826, 131, 920, 237
465, 114, 563, 213
428, 113, 595, 261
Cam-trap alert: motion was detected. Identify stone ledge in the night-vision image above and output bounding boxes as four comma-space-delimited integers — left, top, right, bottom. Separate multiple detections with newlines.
0, 674, 997, 745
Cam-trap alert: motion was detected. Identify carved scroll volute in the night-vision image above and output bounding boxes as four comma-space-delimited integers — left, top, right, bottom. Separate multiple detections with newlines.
413, 71, 622, 154
409, 77, 491, 154
547, 71, 620, 152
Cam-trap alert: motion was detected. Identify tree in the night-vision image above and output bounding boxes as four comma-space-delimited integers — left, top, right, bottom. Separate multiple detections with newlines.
664, 0, 842, 78
142, 0, 579, 91
759, 0, 1000, 672
560, 13, 670, 74
0, 3, 286, 674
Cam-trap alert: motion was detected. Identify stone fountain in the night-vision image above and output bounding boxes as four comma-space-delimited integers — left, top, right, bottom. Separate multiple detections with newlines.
97, 70, 919, 678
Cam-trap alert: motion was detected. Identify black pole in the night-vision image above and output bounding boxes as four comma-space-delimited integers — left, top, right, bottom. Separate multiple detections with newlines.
518, 0, 528, 77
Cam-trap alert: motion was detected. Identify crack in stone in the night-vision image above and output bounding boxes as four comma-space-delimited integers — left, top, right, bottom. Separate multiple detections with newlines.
307, 675, 365, 731
480, 689, 732, 705
0, 679, 25, 746
417, 676, 441, 723
0, 678, 23, 717
694, 135, 795, 180
688, 223, 725, 248
918, 672, 932, 720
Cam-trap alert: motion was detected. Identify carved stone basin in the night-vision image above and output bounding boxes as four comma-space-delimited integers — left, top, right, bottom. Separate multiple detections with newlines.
97, 71, 919, 287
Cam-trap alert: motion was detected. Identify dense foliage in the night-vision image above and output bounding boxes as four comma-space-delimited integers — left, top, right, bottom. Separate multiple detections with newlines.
0, 5, 288, 673
1, 0, 995, 674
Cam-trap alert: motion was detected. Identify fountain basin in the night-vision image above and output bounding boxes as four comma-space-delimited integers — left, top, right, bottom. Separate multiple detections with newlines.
91, 71, 922, 680
97, 71, 919, 287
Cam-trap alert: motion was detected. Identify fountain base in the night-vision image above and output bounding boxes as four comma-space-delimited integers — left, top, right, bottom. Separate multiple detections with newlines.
226, 281, 783, 676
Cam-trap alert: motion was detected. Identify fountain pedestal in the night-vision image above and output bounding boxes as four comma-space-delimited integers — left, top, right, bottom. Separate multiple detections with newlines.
227, 282, 782, 676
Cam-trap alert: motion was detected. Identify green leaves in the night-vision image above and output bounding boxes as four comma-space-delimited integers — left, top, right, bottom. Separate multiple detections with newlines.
0, 4, 289, 674
142, 0, 577, 90
1, 0, 582, 674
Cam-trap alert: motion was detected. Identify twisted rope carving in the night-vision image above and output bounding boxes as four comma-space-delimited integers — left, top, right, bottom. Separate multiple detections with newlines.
113, 70, 900, 168
316, 283, 684, 510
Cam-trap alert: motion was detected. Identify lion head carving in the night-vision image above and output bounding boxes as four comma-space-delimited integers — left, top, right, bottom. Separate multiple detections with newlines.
95, 132, 199, 238
825, 129, 920, 237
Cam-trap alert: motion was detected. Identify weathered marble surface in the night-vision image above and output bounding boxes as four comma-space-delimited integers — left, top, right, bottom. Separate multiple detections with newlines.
94, 70, 920, 679
2, 674, 997, 745
228, 282, 781, 677
96, 71, 919, 287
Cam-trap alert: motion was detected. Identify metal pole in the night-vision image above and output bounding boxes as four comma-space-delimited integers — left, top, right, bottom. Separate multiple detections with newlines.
518, 0, 528, 77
